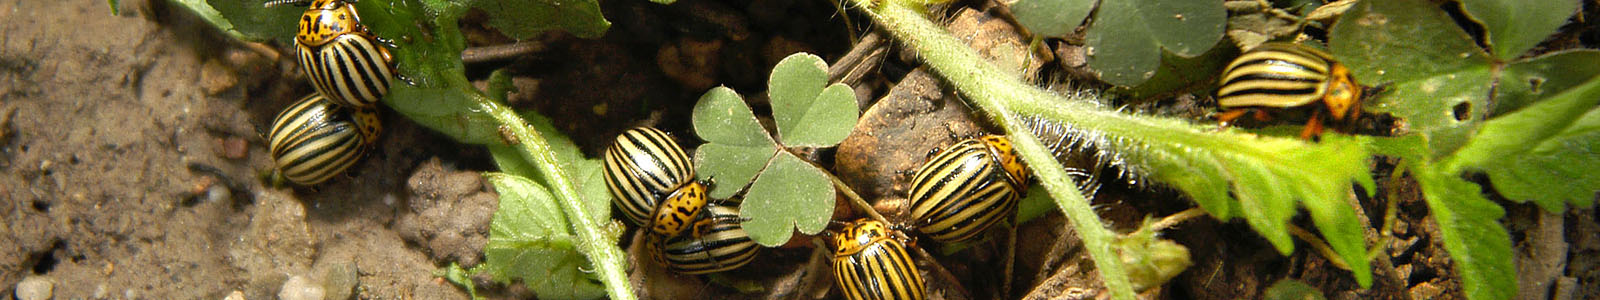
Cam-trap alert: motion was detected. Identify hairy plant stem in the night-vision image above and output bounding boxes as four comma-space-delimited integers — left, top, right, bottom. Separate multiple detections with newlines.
472, 84, 635, 300
852, 1, 1135, 298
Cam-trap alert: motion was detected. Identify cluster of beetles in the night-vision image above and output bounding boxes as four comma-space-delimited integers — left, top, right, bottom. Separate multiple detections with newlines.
260, 0, 1379, 298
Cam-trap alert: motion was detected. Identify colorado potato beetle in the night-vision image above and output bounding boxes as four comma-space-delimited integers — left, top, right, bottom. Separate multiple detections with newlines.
832, 218, 926, 300
603, 127, 705, 233
908, 135, 1029, 244
267, 93, 381, 185
290, 0, 396, 109
655, 205, 759, 274
649, 180, 709, 237
1215, 42, 1364, 139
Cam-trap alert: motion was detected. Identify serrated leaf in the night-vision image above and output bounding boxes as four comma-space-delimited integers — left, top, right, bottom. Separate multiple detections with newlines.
1492, 50, 1600, 116
1010, 0, 1096, 38
1085, 0, 1224, 86
1480, 108, 1600, 211
769, 53, 860, 146
204, 0, 301, 44
519, 111, 611, 223
740, 152, 835, 246
1448, 76, 1600, 211
1459, 0, 1579, 60
473, 0, 610, 39
1412, 165, 1514, 300
483, 173, 607, 300
693, 87, 780, 198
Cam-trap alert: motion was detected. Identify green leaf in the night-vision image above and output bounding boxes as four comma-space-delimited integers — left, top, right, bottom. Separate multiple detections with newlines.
695, 143, 776, 198
1014, 184, 1056, 224
1116, 224, 1191, 291
483, 174, 607, 300
438, 264, 485, 300
1263, 279, 1328, 300
694, 87, 774, 147
1329, 0, 1494, 155
522, 111, 613, 223
1412, 165, 1514, 300
1480, 108, 1600, 211
1492, 50, 1600, 116
1459, 0, 1579, 60
1448, 76, 1600, 211
1329, 0, 1491, 85
739, 152, 836, 246
1447, 75, 1600, 170
204, 0, 301, 44
473, 0, 611, 39
693, 87, 780, 198
1010, 0, 1096, 38
1116, 43, 1237, 100
1084, 0, 1224, 86
769, 53, 860, 146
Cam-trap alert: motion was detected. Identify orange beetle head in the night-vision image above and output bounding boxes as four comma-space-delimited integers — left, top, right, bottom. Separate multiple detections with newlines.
1321, 63, 1362, 121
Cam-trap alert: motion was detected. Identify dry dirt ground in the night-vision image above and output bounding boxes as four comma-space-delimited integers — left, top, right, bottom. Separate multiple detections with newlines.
2, 0, 1598, 299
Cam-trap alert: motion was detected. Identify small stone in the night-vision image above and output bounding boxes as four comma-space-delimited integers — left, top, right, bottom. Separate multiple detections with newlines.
279, 275, 325, 300
205, 184, 232, 204
319, 263, 358, 300
200, 59, 238, 95
223, 290, 246, 300
219, 137, 248, 159
15, 276, 52, 300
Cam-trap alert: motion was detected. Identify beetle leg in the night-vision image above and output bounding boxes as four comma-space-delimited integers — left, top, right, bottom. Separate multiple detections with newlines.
1251, 109, 1273, 121
1300, 111, 1325, 140
1213, 109, 1250, 127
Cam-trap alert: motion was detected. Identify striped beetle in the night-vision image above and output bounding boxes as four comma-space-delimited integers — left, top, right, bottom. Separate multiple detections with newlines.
654, 205, 758, 274
908, 135, 1029, 244
267, 93, 380, 185
832, 218, 926, 300
1215, 42, 1364, 139
603, 127, 707, 237
274, 0, 397, 109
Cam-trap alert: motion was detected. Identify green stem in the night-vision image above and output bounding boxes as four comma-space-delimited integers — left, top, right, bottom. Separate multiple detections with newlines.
471, 85, 636, 300
854, 1, 1135, 299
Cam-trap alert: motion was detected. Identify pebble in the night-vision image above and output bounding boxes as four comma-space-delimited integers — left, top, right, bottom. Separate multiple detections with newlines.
219, 137, 249, 159
223, 290, 246, 300
320, 263, 358, 300
15, 276, 52, 300
279, 275, 326, 300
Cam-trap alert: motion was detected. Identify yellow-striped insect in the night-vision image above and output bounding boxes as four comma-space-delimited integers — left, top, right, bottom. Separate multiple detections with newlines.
276, 0, 396, 109
908, 135, 1029, 244
649, 180, 709, 237
1215, 42, 1364, 139
654, 205, 758, 274
267, 93, 380, 185
603, 127, 706, 236
832, 219, 925, 300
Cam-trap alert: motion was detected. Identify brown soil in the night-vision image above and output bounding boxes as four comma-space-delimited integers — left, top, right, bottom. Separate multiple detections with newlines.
1, 0, 1596, 299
